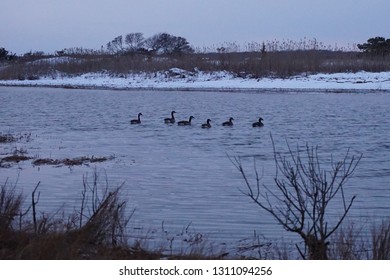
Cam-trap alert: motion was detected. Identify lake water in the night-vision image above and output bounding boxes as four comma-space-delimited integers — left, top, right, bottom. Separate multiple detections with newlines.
1, 86, 390, 257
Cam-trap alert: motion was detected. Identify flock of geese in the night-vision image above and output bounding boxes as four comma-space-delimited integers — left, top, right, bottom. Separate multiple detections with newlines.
130, 111, 264, 128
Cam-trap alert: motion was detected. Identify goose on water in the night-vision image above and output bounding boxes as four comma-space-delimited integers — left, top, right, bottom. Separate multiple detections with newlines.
222, 117, 234, 126
178, 116, 194, 126
164, 110, 176, 124
252, 117, 264, 127
201, 119, 211, 128
130, 113, 142, 124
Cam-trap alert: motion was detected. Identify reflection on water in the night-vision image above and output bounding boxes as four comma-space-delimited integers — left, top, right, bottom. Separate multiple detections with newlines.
1, 86, 390, 249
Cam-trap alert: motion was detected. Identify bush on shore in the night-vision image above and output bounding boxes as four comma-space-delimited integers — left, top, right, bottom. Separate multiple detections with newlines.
0, 174, 227, 260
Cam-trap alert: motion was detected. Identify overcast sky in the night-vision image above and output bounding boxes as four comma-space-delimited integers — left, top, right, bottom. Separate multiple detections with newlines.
1, 0, 389, 54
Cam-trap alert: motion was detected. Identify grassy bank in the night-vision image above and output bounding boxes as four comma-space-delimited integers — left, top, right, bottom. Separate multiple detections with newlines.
1, 46, 390, 81
0, 176, 234, 260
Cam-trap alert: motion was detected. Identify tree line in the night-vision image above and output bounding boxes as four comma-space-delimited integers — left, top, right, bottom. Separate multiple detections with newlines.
0, 47, 16, 61
357, 36, 390, 56
1, 35, 390, 80
105, 32, 194, 55
2, 35, 390, 59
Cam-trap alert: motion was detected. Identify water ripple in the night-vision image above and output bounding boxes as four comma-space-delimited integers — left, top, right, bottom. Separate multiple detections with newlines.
1, 87, 390, 248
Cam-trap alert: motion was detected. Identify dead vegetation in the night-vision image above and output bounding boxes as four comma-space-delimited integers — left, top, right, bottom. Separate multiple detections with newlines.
0, 133, 114, 168
0, 171, 139, 259
0, 177, 138, 259
0, 133, 31, 144
1, 154, 114, 168
32, 155, 115, 167
1, 38, 390, 81
0, 134, 15, 143
0, 172, 230, 260
1, 133, 30, 167
1, 154, 31, 165
0, 147, 31, 168
1, 168, 390, 259
231, 135, 362, 260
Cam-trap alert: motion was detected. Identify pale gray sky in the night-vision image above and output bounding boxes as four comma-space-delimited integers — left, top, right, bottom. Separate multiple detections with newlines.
1, 0, 389, 54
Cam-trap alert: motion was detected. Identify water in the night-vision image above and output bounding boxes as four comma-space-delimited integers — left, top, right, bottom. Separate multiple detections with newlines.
1, 86, 390, 254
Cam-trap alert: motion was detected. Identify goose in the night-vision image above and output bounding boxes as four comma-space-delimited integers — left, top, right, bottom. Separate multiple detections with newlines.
201, 119, 211, 128
178, 116, 194, 126
164, 110, 176, 124
222, 117, 234, 126
130, 113, 142, 124
252, 117, 264, 127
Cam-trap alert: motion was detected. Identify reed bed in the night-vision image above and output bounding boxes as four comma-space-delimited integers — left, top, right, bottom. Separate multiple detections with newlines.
1, 39, 389, 81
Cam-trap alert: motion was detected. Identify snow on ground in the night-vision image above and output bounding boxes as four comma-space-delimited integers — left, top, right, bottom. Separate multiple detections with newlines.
28, 56, 84, 65
1, 69, 390, 92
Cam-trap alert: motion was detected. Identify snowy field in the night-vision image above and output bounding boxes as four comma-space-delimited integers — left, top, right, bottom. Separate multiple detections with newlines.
1, 69, 390, 92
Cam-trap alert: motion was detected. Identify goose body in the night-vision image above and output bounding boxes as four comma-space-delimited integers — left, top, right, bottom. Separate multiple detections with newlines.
178, 116, 194, 126
252, 117, 264, 127
222, 117, 234, 126
130, 113, 142, 124
164, 110, 176, 124
201, 119, 211, 128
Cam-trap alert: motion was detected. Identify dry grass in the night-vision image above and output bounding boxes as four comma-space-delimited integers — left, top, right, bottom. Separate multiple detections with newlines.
1, 39, 390, 80
0, 172, 229, 260
371, 220, 390, 260
0, 147, 31, 168
328, 222, 369, 260
0, 133, 31, 144
0, 134, 15, 143
32, 155, 115, 167
1, 155, 114, 168
0, 133, 114, 168
327, 220, 390, 260
0, 176, 155, 259
1, 154, 31, 164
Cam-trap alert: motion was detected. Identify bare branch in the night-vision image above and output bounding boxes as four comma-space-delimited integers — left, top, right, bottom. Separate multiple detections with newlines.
32, 181, 41, 234
233, 135, 361, 259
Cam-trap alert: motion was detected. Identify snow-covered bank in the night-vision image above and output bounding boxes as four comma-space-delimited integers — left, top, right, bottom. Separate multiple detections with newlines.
1, 69, 390, 92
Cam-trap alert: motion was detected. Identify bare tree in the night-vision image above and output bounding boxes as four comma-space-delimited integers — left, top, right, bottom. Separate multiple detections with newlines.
124, 32, 145, 53
230, 136, 362, 259
171, 36, 194, 55
143, 33, 171, 54
143, 33, 194, 55
106, 35, 124, 54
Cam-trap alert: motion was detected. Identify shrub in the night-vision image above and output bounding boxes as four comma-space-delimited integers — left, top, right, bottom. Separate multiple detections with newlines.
372, 220, 390, 260
231, 136, 362, 259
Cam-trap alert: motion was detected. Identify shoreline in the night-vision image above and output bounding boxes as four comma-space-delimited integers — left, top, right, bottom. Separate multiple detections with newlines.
2, 83, 390, 94
1, 70, 390, 93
